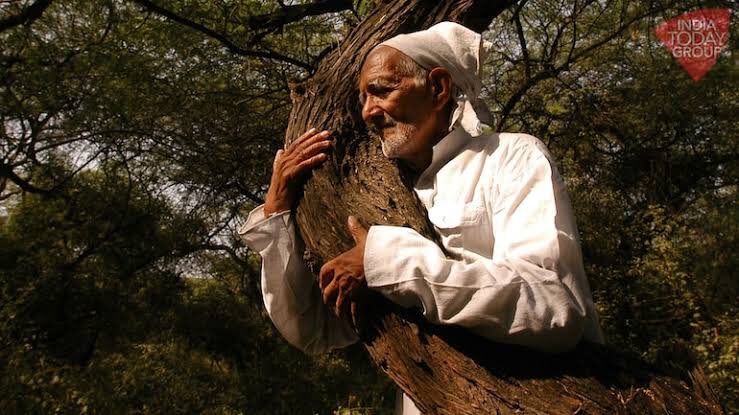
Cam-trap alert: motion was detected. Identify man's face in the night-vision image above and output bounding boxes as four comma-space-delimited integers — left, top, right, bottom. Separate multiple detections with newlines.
358, 47, 436, 160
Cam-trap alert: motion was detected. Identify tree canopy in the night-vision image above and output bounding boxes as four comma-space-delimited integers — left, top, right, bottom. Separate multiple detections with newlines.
1, 0, 736, 413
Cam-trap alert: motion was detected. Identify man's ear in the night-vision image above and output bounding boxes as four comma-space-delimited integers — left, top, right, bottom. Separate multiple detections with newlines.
428, 67, 453, 111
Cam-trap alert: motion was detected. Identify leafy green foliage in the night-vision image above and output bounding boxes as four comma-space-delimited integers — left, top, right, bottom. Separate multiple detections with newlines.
0, 162, 392, 414
1, 0, 736, 413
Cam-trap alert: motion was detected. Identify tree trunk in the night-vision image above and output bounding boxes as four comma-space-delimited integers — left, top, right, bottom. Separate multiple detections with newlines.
283, 1, 725, 413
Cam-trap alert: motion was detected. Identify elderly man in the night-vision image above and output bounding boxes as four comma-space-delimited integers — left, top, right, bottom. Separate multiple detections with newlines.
240, 22, 603, 414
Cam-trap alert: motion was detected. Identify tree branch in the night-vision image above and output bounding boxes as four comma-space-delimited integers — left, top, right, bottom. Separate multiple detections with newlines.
130, 0, 314, 71
511, 0, 531, 80
247, 0, 353, 31
0, 160, 51, 195
195, 243, 250, 269
497, 68, 561, 130
0, 0, 53, 33
496, 2, 666, 130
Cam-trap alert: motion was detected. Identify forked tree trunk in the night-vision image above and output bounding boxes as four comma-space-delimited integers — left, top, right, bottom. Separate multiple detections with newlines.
283, 1, 725, 413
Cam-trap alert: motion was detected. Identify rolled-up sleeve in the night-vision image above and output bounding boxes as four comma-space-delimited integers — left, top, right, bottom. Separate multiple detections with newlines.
239, 205, 358, 355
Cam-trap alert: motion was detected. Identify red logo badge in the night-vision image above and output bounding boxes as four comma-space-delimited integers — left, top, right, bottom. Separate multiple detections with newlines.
655, 8, 731, 81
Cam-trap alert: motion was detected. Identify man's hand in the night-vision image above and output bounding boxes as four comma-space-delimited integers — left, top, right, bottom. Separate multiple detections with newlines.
264, 128, 332, 216
320, 216, 368, 319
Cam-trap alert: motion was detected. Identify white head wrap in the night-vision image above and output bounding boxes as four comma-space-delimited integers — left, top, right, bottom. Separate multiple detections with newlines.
378, 21, 492, 137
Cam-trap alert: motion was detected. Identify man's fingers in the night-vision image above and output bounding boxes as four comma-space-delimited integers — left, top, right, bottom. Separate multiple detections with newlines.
322, 277, 339, 306
273, 149, 284, 169
296, 130, 331, 153
319, 262, 334, 289
294, 153, 328, 174
287, 127, 318, 150
300, 137, 332, 160
334, 286, 347, 317
298, 127, 318, 140
288, 128, 329, 153
281, 130, 331, 174
284, 153, 325, 181
334, 278, 354, 318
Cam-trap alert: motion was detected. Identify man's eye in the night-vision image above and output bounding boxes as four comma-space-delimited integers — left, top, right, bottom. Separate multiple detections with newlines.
369, 85, 392, 96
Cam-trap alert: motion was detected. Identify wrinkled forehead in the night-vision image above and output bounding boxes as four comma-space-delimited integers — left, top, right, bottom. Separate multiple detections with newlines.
359, 46, 406, 86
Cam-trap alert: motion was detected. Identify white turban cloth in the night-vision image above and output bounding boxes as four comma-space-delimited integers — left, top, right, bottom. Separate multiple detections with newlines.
378, 21, 493, 137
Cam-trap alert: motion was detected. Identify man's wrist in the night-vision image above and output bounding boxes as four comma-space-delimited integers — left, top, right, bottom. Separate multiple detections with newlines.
263, 202, 290, 216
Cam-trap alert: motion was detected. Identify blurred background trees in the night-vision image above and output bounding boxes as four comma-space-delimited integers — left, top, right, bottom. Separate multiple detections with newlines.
0, 0, 735, 413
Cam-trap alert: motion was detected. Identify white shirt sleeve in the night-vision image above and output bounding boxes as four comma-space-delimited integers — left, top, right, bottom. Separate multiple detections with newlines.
363, 148, 589, 353
239, 205, 358, 355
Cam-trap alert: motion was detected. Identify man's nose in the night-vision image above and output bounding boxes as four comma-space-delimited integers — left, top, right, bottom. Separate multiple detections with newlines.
361, 96, 383, 123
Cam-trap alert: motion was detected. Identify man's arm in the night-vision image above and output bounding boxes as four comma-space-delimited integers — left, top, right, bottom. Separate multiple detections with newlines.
240, 129, 358, 355
240, 206, 358, 355
321, 139, 598, 353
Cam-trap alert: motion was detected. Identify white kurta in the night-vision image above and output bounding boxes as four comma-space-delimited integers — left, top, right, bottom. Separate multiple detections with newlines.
239, 129, 603, 414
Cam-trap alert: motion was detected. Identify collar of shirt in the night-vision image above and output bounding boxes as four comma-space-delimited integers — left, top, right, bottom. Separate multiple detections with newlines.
414, 127, 473, 207
416, 127, 472, 187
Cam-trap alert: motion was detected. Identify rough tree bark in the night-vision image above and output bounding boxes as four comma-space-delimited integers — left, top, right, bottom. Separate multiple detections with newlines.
283, 1, 725, 413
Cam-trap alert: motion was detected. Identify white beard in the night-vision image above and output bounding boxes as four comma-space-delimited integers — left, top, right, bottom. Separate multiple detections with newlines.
380, 123, 417, 159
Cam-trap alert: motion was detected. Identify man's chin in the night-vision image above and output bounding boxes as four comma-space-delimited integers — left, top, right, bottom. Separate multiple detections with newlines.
381, 141, 405, 159
380, 141, 396, 159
